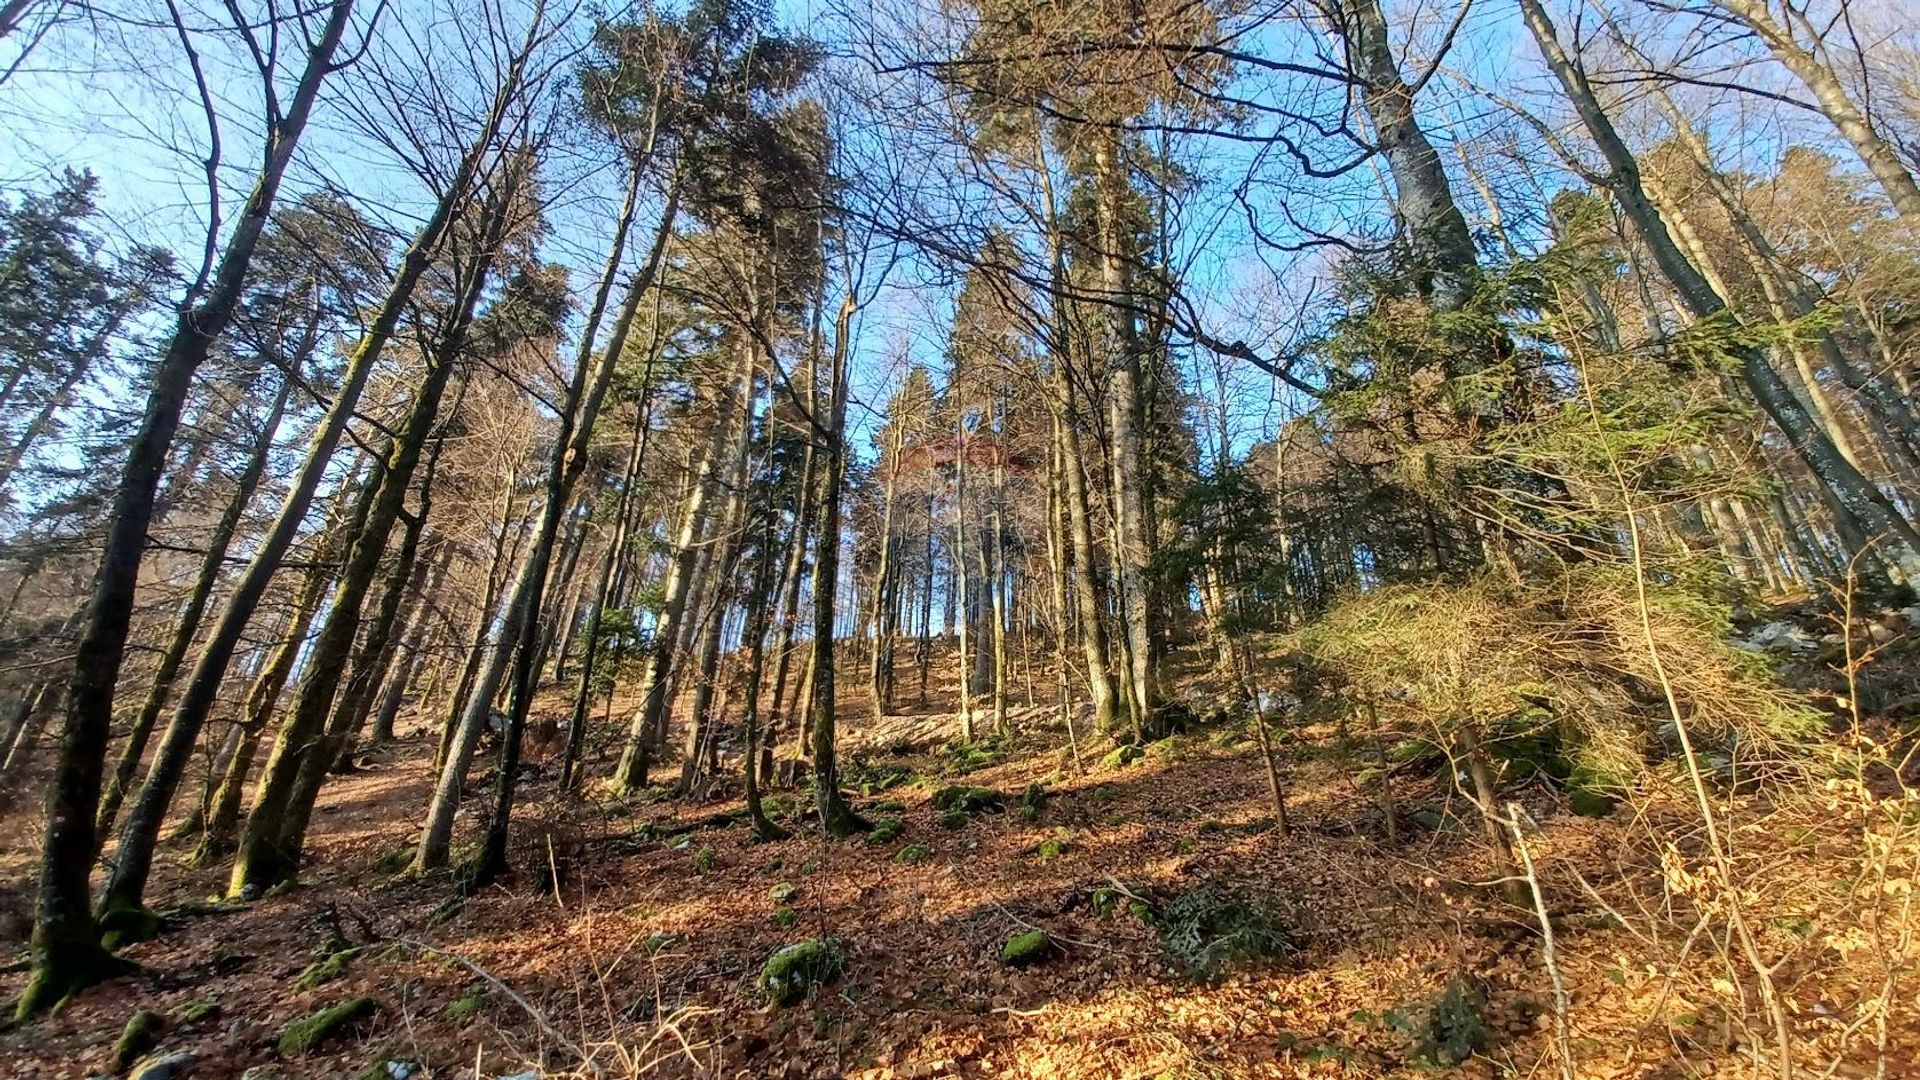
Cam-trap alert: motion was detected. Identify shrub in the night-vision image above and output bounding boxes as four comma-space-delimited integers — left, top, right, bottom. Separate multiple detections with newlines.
1385, 979, 1490, 1066
1287, 570, 1823, 792
1159, 883, 1292, 982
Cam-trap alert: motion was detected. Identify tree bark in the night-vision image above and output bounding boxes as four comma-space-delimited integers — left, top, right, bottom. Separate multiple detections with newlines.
1519, 0, 1920, 583
809, 293, 865, 838
96, 370, 294, 834
19, 0, 355, 1016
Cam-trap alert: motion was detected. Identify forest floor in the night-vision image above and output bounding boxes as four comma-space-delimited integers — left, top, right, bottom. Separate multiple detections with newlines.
0, 638, 1915, 1079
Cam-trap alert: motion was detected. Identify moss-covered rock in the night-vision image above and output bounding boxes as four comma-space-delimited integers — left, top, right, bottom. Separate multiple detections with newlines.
931, 785, 1003, 814
177, 999, 221, 1024
1036, 836, 1068, 863
939, 809, 969, 830
866, 817, 903, 844
760, 939, 846, 1006
277, 997, 377, 1056
691, 845, 716, 873
895, 842, 932, 865
1100, 744, 1143, 770
1000, 929, 1056, 967
294, 946, 360, 992
768, 882, 799, 904
113, 1009, 167, 1070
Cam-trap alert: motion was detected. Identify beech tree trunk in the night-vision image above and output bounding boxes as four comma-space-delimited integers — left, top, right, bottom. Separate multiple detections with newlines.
96, 370, 294, 833
19, 0, 356, 1015
1519, 0, 1920, 583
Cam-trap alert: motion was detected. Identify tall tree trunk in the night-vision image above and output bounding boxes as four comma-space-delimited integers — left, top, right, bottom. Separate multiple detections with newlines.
563, 379, 655, 791
739, 467, 788, 841
764, 399, 817, 777
612, 301, 742, 796
868, 421, 902, 720
677, 336, 756, 794
436, 485, 526, 772
189, 487, 360, 865
234, 208, 496, 894
19, 0, 355, 1014
357, 538, 451, 753
1094, 134, 1158, 738
809, 292, 865, 838
1328, 0, 1478, 310
97, 85, 518, 920
469, 175, 679, 885
989, 404, 1009, 735
1520, 0, 1920, 583
1707, 0, 1920, 220
97, 370, 294, 833
954, 412, 974, 739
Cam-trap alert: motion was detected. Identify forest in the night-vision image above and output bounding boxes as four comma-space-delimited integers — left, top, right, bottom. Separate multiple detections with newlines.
0, 0, 1916, 1074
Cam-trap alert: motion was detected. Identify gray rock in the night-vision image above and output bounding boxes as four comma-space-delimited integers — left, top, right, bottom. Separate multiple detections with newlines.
1741, 621, 1815, 653
129, 1052, 196, 1080
383, 1061, 421, 1080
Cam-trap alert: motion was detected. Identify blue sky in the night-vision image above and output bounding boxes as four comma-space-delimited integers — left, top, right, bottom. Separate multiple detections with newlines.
0, 0, 1888, 478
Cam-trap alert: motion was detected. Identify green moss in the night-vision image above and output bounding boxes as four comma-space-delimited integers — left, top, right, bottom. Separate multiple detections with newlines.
768, 882, 799, 904
373, 845, 418, 875
931, 785, 1003, 814
866, 817, 903, 844
1036, 837, 1068, 863
1000, 929, 1055, 967
939, 809, 969, 830
1568, 788, 1617, 818
294, 947, 360, 992
97, 904, 163, 950
774, 907, 799, 928
178, 999, 220, 1024
640, 932, 677, 955
443, 990, 483, 1027
1100, 744, 1143, 770
895, 843, 932, 865
277, 997, 377, 1056
691, 845, 716, 873
760, 939, 846, 1006
113, 1009, 166, 1070
871, 799, 906, 813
